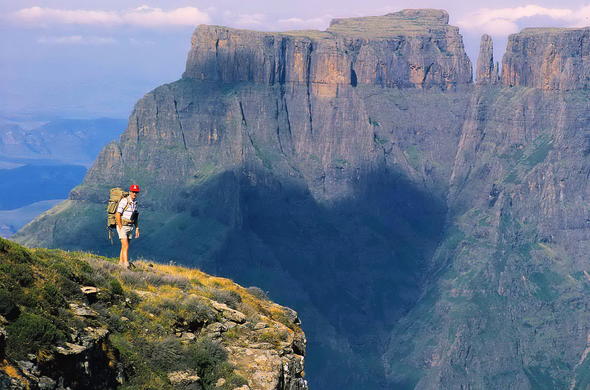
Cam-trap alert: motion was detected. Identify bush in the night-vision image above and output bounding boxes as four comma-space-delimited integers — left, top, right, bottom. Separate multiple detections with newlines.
0, 263, 35, 287
144, 337, 185, 371
210, 289, 242, 310
0, 238, 33, 264
41, 283, 67, 309
109, 279, 124, 296
58, 277, 83, 298
126, 270, 191, 289
189, 338, 227, 381
189, 337, 248, 388
0, 289, 20, 320
182, 297, 215, 331
6, 312, 64, 359
247, 286, 269, 301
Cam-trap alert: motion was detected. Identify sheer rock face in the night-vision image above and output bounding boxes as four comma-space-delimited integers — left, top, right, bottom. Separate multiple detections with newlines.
184, 9, 473, 91
476, 34, 499, 85
14, 10, 590, 390
502, 27, 590, 89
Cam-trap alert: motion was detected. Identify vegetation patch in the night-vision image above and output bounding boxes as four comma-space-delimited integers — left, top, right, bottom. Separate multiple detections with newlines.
501, 133, 553, 184
529, 271, 563, 302
404, 145, 421, 172
0, 237, 303, 389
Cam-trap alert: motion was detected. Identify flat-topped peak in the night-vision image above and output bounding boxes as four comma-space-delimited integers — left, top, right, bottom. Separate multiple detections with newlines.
387, 9, 449, 23
517, 26, 590, 36
327, 9, 450, 37
186, 9, 471, 90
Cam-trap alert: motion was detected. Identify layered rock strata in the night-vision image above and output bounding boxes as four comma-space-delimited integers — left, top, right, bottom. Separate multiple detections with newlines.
184, 9, 472, 91
502, 27, 590, 89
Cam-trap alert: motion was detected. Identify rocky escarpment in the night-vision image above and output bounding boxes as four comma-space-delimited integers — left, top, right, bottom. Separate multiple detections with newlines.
502, 27, 590, 89
14, 9, 590, 390
184, 9, 472, 91
0, 238, 306, 390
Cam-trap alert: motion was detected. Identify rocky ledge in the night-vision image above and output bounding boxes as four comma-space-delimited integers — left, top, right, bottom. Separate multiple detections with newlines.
0, 238, 307, 390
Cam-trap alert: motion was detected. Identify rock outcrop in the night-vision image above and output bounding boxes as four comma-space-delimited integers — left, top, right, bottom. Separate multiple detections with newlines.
15, 9, 590, 390
0, 238, 307, 390
476, 34, 499, 85
502, 27, 590, 89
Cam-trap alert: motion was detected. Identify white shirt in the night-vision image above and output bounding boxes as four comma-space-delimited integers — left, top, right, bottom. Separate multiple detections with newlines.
116, 196, 137, 221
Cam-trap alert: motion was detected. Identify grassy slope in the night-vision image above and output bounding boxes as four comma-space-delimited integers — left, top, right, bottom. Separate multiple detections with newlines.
0, 238, 304, 389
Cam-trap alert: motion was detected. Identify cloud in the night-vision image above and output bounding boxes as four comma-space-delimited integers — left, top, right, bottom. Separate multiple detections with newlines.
233, 13, 266, 27
37, 35, 117, 45
123, 6, 211, 27
11, 5, 210, 28
277, 15, 333, 30
457, 4, 588, 36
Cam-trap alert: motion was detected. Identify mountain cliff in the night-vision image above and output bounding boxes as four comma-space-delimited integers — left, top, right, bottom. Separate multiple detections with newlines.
0, 238, 306, 390
14, 10, 590, 389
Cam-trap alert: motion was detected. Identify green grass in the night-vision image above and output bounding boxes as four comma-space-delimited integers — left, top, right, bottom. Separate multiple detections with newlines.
524, 366, 567, 390
502, 133, 553, 184
529, 271, 563, 302
332, 158, 350, 169
369, 117, 381, 127
573, 355, 590, 389
404, 145, 421, 172
0, 237, 304, 388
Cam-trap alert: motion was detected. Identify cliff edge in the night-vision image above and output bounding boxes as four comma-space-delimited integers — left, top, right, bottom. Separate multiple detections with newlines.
0, 238, 307, 390
502, 27, 590, 89
184, 9, 472, 91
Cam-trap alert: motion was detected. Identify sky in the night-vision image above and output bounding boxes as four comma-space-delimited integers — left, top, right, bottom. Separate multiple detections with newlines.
2, 0, 590, 120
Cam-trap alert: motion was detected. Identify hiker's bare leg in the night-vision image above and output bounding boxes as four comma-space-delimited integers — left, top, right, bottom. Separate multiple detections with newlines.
119, 238, 129, 267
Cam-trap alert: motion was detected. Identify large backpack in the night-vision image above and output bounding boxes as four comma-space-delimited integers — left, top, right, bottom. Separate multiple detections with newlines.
107, 187, 129, 229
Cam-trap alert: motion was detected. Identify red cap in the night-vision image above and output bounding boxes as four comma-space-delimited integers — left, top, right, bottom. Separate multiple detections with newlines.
129, 184, 141, 192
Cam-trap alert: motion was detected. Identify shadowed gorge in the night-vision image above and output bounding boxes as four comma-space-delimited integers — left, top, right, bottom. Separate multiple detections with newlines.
14, 9, 590, 389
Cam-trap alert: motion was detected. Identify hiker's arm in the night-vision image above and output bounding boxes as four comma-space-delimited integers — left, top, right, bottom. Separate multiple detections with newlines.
115, 212, 122, 229
135, 215, 140, 238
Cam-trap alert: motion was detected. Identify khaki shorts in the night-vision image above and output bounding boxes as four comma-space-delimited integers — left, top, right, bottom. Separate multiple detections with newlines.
116, 225, 135, 240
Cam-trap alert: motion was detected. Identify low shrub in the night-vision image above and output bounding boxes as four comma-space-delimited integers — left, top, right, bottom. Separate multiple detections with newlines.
109, 279, 124, 296
6, 312, 64, 359
119, 267, 193, 290
0, 263, 34, 287
141, 336, 186, 371
189, 337, 247, 388
247, 286, 269, 301
41, 283, 67, 310
210, 289, 242, 310
182, 296, 215, 328
189, 337, 227, 380
0, 289, 20, 320
0, 238, 33, 264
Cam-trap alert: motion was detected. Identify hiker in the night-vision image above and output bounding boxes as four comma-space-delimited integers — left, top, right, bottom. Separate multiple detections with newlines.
115, 184, 140, 268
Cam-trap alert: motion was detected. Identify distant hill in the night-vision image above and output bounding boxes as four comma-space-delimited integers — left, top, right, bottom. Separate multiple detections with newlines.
0, 165, 86, 210
0, 199, 63, 238
0, 118, 125, 235
0, 118, 126, 167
